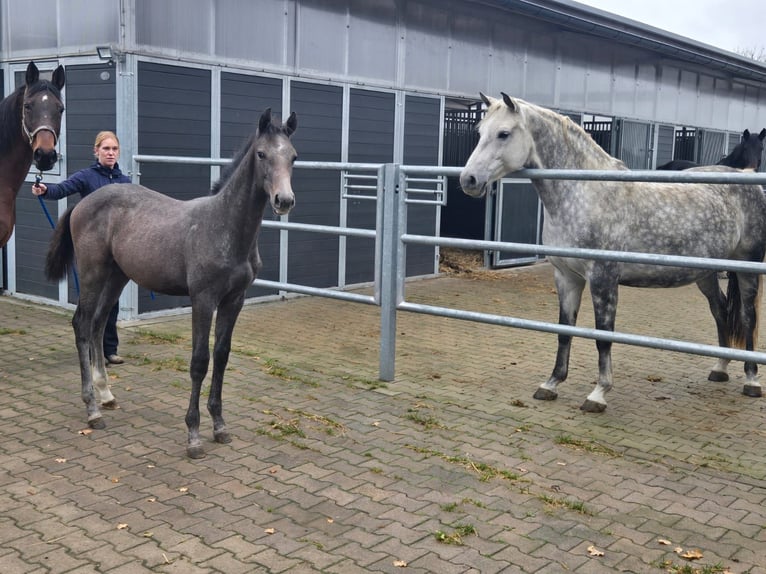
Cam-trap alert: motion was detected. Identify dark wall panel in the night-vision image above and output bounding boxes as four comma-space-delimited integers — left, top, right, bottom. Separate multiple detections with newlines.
288, 82, 343, 288
15, 63, 116, 301
403, 95, 439, 277
137, 62, 211, 313
346, 89, 394, 285
220, 72, 284, 298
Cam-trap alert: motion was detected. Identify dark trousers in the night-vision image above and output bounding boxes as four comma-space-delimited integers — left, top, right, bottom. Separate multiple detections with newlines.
103, 303, 119, 357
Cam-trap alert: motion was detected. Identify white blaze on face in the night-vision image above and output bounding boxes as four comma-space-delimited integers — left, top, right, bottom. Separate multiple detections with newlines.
42, 95, 49, 102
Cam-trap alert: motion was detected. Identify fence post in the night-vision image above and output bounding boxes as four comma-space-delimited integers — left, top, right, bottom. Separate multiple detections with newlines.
379, 163, 400, 381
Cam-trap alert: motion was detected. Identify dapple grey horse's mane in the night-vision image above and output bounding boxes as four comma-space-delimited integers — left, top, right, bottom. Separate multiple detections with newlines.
484, 96, 627, 171
210, 116, 291, 196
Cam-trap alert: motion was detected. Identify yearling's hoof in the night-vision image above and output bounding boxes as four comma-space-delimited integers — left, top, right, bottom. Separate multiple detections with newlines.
101, 400, 118, 410
88, 417, 106, 430
187, 445, 206, 459
580, 399, 607, 413
533, 388, 558, 401
743, 384, 763, 398
708, 370, 729, 382
214, 431, 232, 444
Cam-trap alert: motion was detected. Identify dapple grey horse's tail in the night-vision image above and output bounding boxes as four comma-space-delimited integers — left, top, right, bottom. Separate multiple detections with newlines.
725, 271, 762, 349
45, 206, 75, 282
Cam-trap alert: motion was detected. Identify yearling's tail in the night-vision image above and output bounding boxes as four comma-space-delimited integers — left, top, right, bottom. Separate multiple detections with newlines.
45, 207, 75, 282
725, 271, 762, 348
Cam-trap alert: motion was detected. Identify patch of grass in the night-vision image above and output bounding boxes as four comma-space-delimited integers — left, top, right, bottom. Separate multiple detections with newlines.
537, 494, 592, 515
408, 445, 522, 483
441, 498, 487, 512
554, 434, 621, 457
434, 523, 476, 545
132, 329, 185, 344
656, 560, 731, 574
0, 327, 26, 335
405, 410, 443, 430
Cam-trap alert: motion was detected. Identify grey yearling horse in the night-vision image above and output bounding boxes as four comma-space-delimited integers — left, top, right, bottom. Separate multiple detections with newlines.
460, 93, 766, 412
46, 108, 297, 458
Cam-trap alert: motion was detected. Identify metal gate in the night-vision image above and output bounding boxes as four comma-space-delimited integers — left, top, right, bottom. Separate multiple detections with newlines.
617, 119, 652, 169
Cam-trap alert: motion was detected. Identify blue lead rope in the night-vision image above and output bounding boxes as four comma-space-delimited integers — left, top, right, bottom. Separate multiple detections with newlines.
36, 173, 80, 295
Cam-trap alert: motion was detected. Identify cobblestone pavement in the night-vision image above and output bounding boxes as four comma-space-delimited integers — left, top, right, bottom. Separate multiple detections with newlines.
1, 262, 765, 573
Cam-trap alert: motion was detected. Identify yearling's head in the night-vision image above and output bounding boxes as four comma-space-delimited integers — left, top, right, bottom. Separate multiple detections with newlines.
23, 61, 66, 172
255, 108, 298, 215
460, 93, 534, 197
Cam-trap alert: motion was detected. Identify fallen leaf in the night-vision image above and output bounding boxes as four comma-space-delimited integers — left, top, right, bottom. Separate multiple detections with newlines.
393, 559, 408, 567
55, 458, 67, 463
264, 528, 275, 534
658, 539, 672, 546
372, 421, 380, 426
674, 547, 684, 554
556, 462, 567, 466
587, 545, 604, 557
680, 549, 703, 561
147, 498, 157, 503
78, 429, 93, 436
326, 518, 334, 524
111, 477, 120, 483
143, 531, 153, 538
178, 487, 188, 493
117, 523, 129, 530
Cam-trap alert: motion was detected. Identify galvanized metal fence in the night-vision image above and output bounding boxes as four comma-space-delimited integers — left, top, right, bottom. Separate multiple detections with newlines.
132, 154, 766, 382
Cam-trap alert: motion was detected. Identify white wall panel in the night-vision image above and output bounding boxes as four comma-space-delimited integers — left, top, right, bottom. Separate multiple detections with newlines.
348, 0, 398, 83
403, 1, 449, 90
448, 11, 490, 94
215, 0, 288, 66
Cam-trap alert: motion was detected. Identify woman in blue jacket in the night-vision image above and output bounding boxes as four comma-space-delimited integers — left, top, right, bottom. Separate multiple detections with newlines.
33, 131, 131, 365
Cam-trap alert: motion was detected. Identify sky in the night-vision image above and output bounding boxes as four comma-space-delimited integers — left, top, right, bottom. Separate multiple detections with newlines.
574, 0, 766, 55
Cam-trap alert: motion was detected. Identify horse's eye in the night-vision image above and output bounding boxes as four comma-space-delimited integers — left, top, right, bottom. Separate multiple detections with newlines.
24, 103, 32, 111
257, 151, 266, 160
498, 131, 511, 140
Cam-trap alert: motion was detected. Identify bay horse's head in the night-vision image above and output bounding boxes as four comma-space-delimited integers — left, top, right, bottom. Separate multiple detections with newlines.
255, 108, 298, 215
23, 61, 66, 172
460, 92, 534, 198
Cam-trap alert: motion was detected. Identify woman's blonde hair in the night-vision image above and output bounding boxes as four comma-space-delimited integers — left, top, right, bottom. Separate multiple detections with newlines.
93, 131, 119, 150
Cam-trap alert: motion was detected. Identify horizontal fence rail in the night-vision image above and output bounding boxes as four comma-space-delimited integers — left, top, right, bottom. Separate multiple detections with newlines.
130, 154, 766, 382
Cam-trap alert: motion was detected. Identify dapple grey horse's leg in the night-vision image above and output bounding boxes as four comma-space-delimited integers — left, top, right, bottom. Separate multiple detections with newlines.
534, 267, 586, 401
72, 299, 105, 429
696, 273, 731, 382
735, 272, 762, 397
186, 299, 215, 459
208, 292, 246, 445
581, 265, 619, 413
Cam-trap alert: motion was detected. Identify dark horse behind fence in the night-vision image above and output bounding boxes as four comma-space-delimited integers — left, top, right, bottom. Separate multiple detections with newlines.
657, 128, 766, 171
45, 108, 297, 458
0, 61, 65, 246
460, 93, 766, 412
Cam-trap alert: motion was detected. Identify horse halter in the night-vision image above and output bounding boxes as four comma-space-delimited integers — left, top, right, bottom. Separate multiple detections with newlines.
21, 86, 60, 147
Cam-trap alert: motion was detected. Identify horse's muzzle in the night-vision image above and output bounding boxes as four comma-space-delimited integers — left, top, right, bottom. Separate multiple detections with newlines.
272, 192, 295, 216
459, 173, 488, 198
33, 148, 59, 172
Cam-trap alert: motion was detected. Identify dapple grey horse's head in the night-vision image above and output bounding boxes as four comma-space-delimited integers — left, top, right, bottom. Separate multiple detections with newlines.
460, 93, 536, 198
256, 108, 297, 216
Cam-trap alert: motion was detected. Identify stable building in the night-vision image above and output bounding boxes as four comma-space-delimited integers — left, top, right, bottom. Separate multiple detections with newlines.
1, 0, 765, 316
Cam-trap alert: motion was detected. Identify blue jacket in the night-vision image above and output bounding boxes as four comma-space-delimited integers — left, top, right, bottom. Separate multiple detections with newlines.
42, 162, 131, 200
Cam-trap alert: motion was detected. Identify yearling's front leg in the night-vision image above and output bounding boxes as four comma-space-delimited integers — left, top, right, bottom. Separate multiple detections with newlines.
534, 268, 586, 401
186, 303, 214, 459
208, 293, 245, 445
580, 268, 618, 413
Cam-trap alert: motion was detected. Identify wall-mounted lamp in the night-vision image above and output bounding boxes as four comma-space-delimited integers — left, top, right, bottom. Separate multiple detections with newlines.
96, 45, 118, 66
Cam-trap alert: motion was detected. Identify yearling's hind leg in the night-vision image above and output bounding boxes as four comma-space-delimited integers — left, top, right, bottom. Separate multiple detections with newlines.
534, 268, 586, 401
92, 273, 129, 409
581, 267, 619, 413
208, 292, 246, 445
696, 274, 731, 382
72, 301, 105, 429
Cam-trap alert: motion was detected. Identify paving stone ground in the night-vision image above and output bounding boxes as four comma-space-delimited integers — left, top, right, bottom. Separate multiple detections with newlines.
1, 261, 765, 573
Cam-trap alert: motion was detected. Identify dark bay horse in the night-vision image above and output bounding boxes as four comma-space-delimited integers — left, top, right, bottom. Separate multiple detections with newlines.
45, 108, 297, 458
657, 128, 765, 171
0, 61, 65, 246
460, 93, 766, 412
